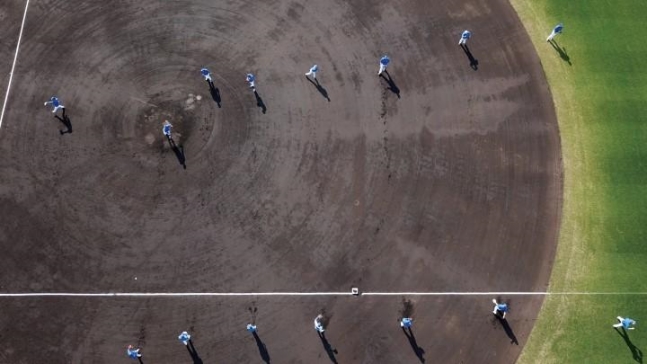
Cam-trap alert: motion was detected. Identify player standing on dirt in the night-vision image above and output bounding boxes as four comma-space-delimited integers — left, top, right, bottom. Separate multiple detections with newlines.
492, 299, 509, 319
200, 68, 212, 82
314, 314, 325, 333
305, 64, 319, 80
44, 96, 65, 114
162, 120, 172, 141
126, 345, 143, 361
378, 55, 390, 75
459, 30, 471, 46
178, 331, 191, 345
246, 73, 256, 91
400, 317, 413, 329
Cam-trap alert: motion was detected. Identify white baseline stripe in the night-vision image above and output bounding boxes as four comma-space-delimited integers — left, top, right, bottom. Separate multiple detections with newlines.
0, 0, 31, 129
0, 292, 353, 297
362, 292, 647, 296
1, 292, 647, 298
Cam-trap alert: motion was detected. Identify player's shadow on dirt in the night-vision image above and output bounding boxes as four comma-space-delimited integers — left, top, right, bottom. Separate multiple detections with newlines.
460, 45, 479, 70
305, 77, 330, 102
254, 90, 267, 114
548, 40, 572, 66
318, 332, 339, 363
168, 138, 187, 169
402, 327, 426, 362
252, 331, 271, 363
615, 327, 644, 363
207, 80, 222, 108
380, 71, 401, 98
186, 340, 204, 364
495, 316, 519, 345
54, 109, 73, 135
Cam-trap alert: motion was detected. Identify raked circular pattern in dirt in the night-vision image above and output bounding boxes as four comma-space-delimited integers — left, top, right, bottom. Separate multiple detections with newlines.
0, 0, 561, 362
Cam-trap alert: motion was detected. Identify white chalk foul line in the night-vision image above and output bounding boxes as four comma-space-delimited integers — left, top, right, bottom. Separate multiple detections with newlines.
1, 291, 647, 298
362, 292, 647, 296
0, 292, 353, 297
0, 0, 31, 129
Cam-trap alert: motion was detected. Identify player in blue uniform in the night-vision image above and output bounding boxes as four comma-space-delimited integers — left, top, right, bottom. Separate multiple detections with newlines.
614, 316, 636, 330
200, 68, 212, 82
492, 298, 509, 319
546, 23, 564, 42
459, 30, 471, 46
126, 345, 142, 360
400, 317, 413, 329
378, 55, 390, 75
44, 96, 65, 113
246, 73, 256, 91
314, 314, 325, 333
305, 64, 319, 80
178, 331, 191, 345
162, 120, 172, 140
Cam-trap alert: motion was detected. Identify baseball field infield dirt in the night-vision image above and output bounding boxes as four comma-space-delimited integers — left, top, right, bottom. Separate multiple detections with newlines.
0, 0, 561, 362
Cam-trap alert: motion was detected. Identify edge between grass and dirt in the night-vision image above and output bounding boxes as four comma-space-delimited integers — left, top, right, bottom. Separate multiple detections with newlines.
510, 1, 647, 363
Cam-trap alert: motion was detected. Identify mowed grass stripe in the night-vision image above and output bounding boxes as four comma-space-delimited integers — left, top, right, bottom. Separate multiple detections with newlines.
511, 0, 647, 362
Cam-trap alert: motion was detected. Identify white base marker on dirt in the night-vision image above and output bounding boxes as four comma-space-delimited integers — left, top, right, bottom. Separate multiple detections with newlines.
0, 0, 31, 129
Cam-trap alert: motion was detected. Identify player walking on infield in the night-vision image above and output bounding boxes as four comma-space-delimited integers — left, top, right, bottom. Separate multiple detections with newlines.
44, 96, 65, 114
378, 55, 390, 75
492, 299, 509, 319
314, 314, 326, 333
305, 64, 319, 80
201, 67, 222, 107
546, 23, 564, 42
200, 68, 212, 82
459, 30, 471, 46
400, 317, 413, 329
126, 345, 143, 362
162, 120, 173, 141
178, 331, 191, 345
246, 73, 256, 91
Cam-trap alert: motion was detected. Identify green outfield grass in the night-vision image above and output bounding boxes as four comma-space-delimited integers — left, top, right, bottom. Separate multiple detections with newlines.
510, 0, 647, 363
